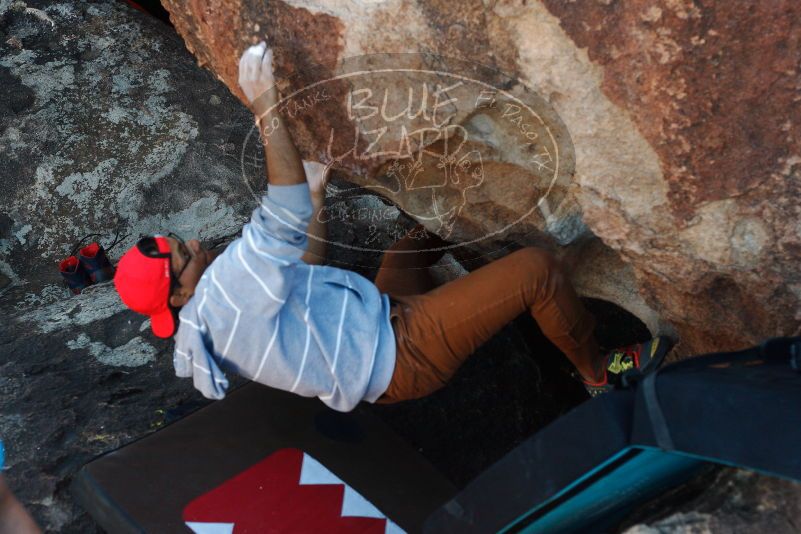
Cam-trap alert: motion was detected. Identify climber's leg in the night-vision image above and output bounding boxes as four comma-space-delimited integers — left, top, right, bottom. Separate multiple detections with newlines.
377, 247, 600, 403
374, 224, 449, 297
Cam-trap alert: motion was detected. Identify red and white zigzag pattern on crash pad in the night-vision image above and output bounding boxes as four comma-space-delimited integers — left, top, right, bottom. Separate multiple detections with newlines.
183, 448, 405, 533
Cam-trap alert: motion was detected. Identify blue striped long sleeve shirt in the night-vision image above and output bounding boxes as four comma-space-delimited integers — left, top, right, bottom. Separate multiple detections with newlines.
173, 183, 397, 412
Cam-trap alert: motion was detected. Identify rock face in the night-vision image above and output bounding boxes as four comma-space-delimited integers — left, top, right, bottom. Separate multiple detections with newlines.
162, 0, 801, 356
0, 0, 256, 295
539, 0, 801, 356
621, 467, 801, 534
0, 0, 255, 530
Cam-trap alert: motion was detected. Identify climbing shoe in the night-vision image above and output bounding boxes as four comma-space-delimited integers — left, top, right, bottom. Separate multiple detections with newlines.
58, 230, 127, 295
59, 255, 92, 295
583, 336, 674, 397
78, 241, 116, 283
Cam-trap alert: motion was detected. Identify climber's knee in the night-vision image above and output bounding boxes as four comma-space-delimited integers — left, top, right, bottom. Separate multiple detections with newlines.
507, 247, 566, 295
513, 247, 559, 275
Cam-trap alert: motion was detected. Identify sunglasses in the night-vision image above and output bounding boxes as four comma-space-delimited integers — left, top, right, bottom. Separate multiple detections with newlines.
166, 232, 192, 283
136, 232, 194, 294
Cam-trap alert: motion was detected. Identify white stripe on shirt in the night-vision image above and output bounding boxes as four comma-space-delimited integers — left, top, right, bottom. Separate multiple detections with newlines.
237, 240, 286, 303
211, 269, 241, 361
320, 273, 351, 400
260, 202, 306, 239
361, 311, 383, 400
246, 226, 290, 266
254, 314, 280, 381
179, 316, 203, 330
193, 361, 227, 384
290, 267, 315, 392
279, 205, 302, 224
197, 287, 208, 316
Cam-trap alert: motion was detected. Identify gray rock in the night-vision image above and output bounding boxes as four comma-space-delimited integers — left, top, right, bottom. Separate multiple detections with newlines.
622, 468, 801, 534
0, 0, 255, 298
0, 0, 256, 531
1, 285, 207, 533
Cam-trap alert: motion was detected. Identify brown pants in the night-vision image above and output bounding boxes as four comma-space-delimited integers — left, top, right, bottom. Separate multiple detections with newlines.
374, 226, 597, 403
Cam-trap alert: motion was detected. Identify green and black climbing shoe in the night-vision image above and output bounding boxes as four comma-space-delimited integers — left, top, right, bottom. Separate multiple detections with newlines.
583, 336, 674, 398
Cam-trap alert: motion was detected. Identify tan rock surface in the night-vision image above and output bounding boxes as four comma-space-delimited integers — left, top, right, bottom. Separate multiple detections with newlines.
161, 0, 801, 356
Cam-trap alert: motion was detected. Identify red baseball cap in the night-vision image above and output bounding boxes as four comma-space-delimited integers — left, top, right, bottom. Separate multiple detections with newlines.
113, 236, 177, 338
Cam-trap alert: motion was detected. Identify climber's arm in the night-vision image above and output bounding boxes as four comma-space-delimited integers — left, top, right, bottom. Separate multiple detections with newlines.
300, 161, 330, 265
239, 42, 327, 264
238, 41, 305, 187
254, 85, 306, 187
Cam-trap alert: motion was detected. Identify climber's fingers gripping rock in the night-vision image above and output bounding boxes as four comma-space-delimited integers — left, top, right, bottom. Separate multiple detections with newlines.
238, 41, 276, 105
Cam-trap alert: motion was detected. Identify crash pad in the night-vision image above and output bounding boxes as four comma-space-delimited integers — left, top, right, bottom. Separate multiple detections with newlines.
424, 337, 801, 533
71, 383, 456, 533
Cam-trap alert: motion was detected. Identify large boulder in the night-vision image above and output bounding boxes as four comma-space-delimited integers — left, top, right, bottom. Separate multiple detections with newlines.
539, 0, 801, 356
161, 0, 801, 357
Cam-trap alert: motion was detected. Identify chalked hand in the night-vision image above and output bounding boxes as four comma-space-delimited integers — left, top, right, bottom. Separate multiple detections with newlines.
238, 41, 275, 104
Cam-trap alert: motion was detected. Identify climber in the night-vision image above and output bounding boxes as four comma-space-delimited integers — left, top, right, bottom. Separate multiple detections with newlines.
112, 41, 672, 411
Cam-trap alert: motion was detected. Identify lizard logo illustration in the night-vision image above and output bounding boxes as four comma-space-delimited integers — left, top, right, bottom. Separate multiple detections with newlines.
372, 124, 484, 239
240, 53, 575, 261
